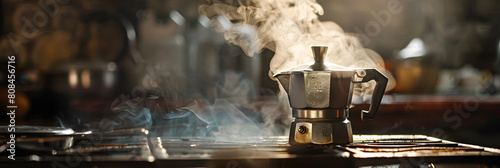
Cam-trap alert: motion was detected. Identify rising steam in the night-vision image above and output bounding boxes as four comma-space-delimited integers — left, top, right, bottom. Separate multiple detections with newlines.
199, 0, 395, 92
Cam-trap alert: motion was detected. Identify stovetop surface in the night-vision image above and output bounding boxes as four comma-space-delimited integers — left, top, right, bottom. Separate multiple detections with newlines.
2, 134, 500, 167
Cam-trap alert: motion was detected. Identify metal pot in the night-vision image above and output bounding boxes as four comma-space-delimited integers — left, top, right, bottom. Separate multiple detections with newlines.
0, 126, 75, 152
48, 11, 142, 98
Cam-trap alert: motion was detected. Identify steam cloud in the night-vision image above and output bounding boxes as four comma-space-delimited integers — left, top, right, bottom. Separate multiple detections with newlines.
70, 70, 291, 142
199, 0, 395, 92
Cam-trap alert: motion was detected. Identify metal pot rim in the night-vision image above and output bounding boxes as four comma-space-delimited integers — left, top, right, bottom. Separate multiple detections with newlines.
0, 126, 74, 136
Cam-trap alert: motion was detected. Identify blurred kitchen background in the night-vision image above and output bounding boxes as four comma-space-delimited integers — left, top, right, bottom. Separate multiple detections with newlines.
1, 0, 500, 148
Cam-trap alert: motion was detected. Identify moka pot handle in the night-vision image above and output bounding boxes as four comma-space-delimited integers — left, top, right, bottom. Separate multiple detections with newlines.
353, 68, 388, 120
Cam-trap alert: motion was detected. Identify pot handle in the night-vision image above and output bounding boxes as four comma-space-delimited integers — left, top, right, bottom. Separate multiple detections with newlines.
353, 68, 388, 120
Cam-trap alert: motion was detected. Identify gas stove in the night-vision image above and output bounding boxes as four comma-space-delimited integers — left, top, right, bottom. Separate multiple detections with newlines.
2, 130, 499, 167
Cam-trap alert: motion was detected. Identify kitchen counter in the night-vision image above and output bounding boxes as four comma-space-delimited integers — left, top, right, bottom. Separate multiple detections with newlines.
350, 95, 500, 149
1, 94, 499, 167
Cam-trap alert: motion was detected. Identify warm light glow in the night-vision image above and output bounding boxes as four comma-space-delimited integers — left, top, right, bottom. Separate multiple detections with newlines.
69, 69, 78, 89
81, 69, 91, 89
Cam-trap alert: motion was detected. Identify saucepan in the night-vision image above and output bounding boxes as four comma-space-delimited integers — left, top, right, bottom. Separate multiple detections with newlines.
48, 10, 143, 98
0, 126, 150, 152
0, 126, 76, 152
